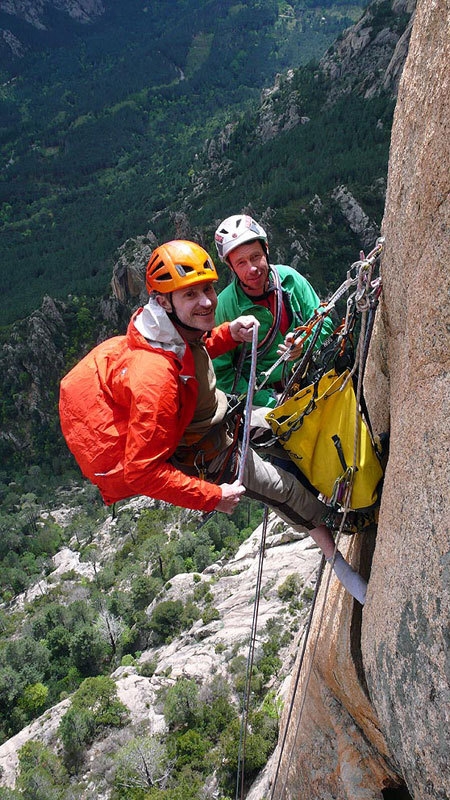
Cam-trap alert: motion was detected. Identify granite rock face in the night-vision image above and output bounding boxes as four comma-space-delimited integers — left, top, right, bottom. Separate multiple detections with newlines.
362, 0, 450, 796
268, 1, 449, 798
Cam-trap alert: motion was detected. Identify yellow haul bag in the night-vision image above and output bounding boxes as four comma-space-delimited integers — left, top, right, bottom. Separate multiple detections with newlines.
265, 369, 383, 510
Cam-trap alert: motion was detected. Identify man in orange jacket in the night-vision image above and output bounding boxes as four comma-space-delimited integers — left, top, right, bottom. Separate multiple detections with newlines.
62, 240, 367, 604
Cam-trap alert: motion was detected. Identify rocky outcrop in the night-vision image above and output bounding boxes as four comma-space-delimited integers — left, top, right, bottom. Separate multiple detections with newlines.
0, 0, 104, 30
270, 1, 449, 798
184, 0, 415, 254
255, 0, 416, 149
0, 289, 129, 464
332, 185, 380, 251
320, 0, 415, 100
0, 27, 25, 55
256, 70, 310, 144
0, 0, 105, 58
110, 231, 157, 305
0, 505, 322, 789
362, 0, 450, 796
0, 296, 67, 430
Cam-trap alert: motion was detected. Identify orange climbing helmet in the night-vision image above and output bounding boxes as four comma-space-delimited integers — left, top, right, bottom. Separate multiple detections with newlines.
146, 240, 218, 294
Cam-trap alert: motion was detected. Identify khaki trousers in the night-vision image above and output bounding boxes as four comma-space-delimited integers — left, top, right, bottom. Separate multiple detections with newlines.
241, 446, 326, 531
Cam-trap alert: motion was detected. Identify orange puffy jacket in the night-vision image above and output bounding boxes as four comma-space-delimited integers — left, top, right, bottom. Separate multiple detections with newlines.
59, 309, 238, 509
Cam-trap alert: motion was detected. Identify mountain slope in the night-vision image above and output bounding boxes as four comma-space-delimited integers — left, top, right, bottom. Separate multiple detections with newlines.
1, 0, 370, 324
0, 492, 322, 796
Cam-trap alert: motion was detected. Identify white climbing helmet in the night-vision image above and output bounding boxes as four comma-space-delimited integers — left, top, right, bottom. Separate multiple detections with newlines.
214, 214, 269, 262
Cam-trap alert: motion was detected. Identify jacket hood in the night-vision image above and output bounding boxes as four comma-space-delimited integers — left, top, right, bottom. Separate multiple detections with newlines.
133, 295, 186, 360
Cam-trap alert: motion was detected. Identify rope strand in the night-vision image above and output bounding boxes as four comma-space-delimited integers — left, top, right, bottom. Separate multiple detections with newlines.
236, 505, 270, 800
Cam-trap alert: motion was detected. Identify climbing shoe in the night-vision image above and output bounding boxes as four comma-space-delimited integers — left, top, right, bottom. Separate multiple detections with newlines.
323, 507, 379, 535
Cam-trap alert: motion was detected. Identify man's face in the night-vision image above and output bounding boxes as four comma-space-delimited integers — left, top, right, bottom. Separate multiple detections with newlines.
228, 240, 269, 296
162, 282, 218, 332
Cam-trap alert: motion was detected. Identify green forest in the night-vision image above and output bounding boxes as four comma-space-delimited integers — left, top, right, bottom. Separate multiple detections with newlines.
0, 0, 372, 325
0, 465, 309, 799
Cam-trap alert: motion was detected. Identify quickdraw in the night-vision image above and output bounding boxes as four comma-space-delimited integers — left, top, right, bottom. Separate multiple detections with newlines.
258, 237, 384, 397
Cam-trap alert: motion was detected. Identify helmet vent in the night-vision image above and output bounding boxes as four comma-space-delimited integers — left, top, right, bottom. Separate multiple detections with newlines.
156, 272, 173, 283
175, 263, 195, 277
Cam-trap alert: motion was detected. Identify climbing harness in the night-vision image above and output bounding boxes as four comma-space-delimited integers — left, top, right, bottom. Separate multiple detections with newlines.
230, 266, 285, 394
254, 266, 284, 358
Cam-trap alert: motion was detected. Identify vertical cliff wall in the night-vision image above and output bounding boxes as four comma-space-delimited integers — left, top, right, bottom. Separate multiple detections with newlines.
362, 0, 450, 796
265, 1, 449, 798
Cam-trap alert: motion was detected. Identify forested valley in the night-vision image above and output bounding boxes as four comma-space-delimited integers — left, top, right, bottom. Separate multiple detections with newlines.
1, 0, 375, 324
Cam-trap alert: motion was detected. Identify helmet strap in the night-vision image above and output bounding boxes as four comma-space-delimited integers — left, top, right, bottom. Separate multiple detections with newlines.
168, 309, 205, 334
166, 293, 206, 334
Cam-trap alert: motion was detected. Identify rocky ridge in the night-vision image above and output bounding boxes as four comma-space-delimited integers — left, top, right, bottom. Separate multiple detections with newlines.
320, 0, 415, 100
0, 0, 104, 31
0, 501, 322, 791
189, 0, 415, 237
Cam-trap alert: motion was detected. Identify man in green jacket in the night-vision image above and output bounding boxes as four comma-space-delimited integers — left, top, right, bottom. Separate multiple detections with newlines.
213, 214, 335, 408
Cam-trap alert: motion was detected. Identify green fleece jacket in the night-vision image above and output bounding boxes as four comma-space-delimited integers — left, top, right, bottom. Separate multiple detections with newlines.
213, 264, 335, 407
